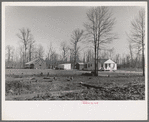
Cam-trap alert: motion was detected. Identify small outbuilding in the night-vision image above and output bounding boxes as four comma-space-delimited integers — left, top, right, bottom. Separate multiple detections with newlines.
57, 63, 71, 70
25, 58, 46, 69
5, 61, 14, 69
76, 62, 85, 70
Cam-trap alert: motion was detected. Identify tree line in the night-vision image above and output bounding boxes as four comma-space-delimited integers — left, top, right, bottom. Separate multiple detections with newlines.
5, 7, 145, 76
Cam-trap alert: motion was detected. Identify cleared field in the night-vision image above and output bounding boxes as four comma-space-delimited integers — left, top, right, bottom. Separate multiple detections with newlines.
5, 69, 143, 76
5, 69, 145, 100
5, 69, 88, 76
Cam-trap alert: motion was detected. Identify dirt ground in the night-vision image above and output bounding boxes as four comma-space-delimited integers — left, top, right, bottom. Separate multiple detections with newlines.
5, 69, 145, 100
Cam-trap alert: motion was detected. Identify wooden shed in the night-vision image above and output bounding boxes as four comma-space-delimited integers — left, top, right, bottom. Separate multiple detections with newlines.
57, 63, 71, 70
25, 58, 46, 69
76, 63, 85, 70
5, 61, 14, 69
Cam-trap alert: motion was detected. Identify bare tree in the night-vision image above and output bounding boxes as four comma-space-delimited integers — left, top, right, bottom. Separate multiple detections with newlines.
71, 28, 84, 68
128, 43, 134, 67
108, 48, 115, 60
18, 45, 24, 68
69, 48, 74, 65
84, 6, 116, 75
46, 43, 55, 60
126, 55, 131, 67
5, 45, 14, 63
16, 28, 33, 67
83, 52, 86, 63
28, 39, 35, 61
60, 41, 69, 62
46, 43, 58, 68
36, 44, 44, 59
86, 49, 94, 63
127, 9, 145, 76
52, 52, 59, 67
115, 54, 120, 65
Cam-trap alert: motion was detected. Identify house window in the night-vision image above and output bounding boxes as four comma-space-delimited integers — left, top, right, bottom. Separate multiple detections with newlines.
109, 64, 111, 67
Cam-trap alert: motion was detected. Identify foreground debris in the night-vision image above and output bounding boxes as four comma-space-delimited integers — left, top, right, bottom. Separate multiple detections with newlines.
6, 82, 145, 100
5, 74, 145, 100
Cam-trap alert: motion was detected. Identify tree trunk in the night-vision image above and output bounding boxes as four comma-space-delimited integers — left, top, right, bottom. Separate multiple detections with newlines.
129, 44, 133, 67
142, 48, 145, 76
29, 44, 32, 61
97, 45, 99, 76
24, 49, 26, 68
94, 44, 97, 76
142, 36, 145, 76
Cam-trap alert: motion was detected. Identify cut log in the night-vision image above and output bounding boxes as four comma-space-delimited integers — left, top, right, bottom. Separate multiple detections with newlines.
79, 82, 105, 90
70, 77, 73, 80
30, 77, 35, 80
43, 79, 53, 82
40, 72, 43, 76
53, 77, 57, 80
31, 80, 37, 82
43, 77, 51, 79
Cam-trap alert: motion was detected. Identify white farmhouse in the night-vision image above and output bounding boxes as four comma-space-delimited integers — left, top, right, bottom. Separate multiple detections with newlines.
104, 59, 117, 70
58, 63, 71, 70
85, 59, 117, 71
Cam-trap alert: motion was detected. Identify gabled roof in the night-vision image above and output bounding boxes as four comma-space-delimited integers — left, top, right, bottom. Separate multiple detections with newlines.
25, 58, 45, 65
86, 59, 116, 64
98, 59, 108, 64
77, 62, 85, 65
86, 59, 108, 64
104, 59, 115, 64
58, 63, 71, 65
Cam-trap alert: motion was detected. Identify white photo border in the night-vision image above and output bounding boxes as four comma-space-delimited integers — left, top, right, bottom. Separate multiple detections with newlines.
2, 1, 148, 120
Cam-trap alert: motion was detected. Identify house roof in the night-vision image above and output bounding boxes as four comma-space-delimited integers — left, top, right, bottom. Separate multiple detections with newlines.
58, 63, 71, 65
86, 59, 108, 64
25, 58, 45, 65
77, 62, 85, 65
86, 59, 116, 64
98, 59, 108, 64
104, 59, 115, 64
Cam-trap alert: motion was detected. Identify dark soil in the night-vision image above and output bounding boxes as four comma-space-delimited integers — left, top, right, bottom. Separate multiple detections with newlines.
5, 73, 145, 100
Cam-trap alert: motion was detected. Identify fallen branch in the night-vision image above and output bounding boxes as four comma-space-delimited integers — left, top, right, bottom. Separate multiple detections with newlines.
43, 77, 51, 79
79, 82, 105, 90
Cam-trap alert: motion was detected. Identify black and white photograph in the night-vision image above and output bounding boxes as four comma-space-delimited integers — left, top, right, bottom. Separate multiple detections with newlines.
2, 1, 148, 120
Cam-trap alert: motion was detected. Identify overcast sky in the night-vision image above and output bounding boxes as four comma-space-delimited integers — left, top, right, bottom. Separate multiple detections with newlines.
5, 4, 145, 59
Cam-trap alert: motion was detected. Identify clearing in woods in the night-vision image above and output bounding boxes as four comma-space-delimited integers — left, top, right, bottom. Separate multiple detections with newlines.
5, 69, 145, 100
